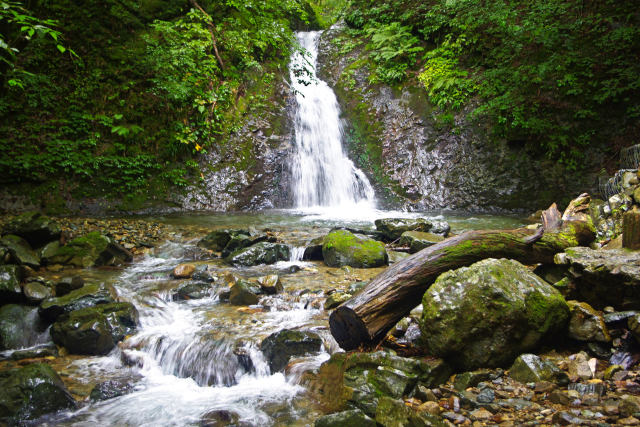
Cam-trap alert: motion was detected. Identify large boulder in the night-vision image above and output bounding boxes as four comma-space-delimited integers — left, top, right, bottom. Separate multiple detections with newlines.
322, 230, 387, 268
398, 231, 445, 253
0, 363, 76, 423
0, 265, 23, 304
39, 283, 116, 323
0, 235, 40, 268
45, 231, 132, 268
1, 212, 61, 247
0, 305, 47, 350
420, 258, 570, 370
374, 218, 432, 241
311, 351, 451, 416
261, 329, 322, 372
555, 247, 640, 309
50, 302, 138, 355
225, 242, 290, 266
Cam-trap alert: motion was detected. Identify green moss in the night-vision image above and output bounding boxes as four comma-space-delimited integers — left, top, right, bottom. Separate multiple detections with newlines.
322, 230, 388, 268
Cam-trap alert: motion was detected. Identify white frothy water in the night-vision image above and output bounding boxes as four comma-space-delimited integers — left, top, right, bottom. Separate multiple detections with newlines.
290, 31, 376, 212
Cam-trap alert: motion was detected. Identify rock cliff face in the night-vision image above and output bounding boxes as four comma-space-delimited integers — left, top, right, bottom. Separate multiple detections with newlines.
317, 24, 597, 212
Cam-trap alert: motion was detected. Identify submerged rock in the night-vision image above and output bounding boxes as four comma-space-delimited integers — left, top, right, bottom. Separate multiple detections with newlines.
398, 231, 445, 253
0, 363, 76, 423
322, 229, 387, 268
45, 231, 132, 268
1, 212, 61, 247
23, 281, 52, 304
0, 235, 40, 268
225, 242, 290, 266
420, 258, 570, 370
261, 329, 322, 372
50, 302, 138, 355
555, 247, 640, 309
90, 376, 141, 401
39, 283, 116, 322
374, 218, 432, 241
0, 264, 23, 303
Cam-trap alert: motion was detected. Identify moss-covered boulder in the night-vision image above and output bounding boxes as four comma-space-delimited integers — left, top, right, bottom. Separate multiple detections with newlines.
509, 354, 569, 385
374, 218, 432, 241
311, 351, 451, 416
50, 302, 138, 355
567, 300, 610, 342
420, 258, 570, 370
261, 329, 322, 372
1, 212, 61, 247
45, 231, 132, 268
0, 265, 23, 304
54, 276, 84, 297
0, 363, 76, 423
38, 283, 116, 323
229, 280, 262, 305
225, 242, 290, 266
398, 231, 445, 253
0, 235, 40, 268
0, 305, 47, 350
322, 230, 387, 268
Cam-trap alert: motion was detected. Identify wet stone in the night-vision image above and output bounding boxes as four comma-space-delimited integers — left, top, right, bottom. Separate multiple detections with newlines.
172, 263, 196, 279
0, 264, 23, 303
23, 281, 52, 304
509, 354, 569, 385
55, 276, 84, 297
375, 218, 432, 241
260, 329, 322, 372
454, 369, 494, 391
0, 235, 40, 268
257, 274, 282, 294
200, 409, 241, 427
173, 281, 213, 301
90, 376, 141, 401
477, 387, 495, 403
552, 411, 587, 425
229, 280, 261, 306
314, 409, 376, 427
324, 292, 351, 310
568, 300, 610, 342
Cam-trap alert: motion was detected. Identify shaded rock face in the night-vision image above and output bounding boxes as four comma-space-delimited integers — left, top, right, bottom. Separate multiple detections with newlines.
39, 283, 116, 323
555, 247, 640, 310
50, 302, 138, 355
0, 265, 23, 303
0, 363, 76, 423
316, 24, 597, 212
322, 229, 388, 268
260, 329, 322, 372
0, 305, 47, 350
0, 235, 40, 268
311, 351, 451, 417
1, 212, 61, 247
420, 258, 570, 370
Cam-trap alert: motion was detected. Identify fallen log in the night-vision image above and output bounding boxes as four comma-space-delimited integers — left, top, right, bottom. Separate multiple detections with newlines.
329, 195, 596, 351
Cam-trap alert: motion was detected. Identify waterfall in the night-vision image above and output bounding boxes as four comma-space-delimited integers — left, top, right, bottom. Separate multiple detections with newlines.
290, 31, 375, 210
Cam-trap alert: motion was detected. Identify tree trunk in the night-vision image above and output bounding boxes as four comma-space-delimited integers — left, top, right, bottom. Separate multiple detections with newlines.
329, 197, 596, 351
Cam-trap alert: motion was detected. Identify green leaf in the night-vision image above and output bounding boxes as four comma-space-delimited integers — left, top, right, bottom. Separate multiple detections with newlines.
56, 44, 65, 53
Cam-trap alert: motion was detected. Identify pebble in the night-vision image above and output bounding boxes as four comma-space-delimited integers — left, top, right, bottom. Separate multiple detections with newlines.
470, 408, 493, 421
418, 401, 441, 415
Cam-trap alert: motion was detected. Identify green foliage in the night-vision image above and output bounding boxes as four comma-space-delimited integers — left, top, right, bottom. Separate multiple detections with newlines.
346, 0, 640, 167
365, 22, 423, 83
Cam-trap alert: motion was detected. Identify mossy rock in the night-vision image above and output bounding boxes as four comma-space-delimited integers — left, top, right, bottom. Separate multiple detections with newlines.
0, 265, 23, 304
38, 283, 116, 323
23, 282, 52, 304
509, 354, 569, 385
261, 329, 322, 372
420, 258, 570, 370
172, 281, 214, 301
198, 229, 249, 252
0, 363, 76, 423
0, 304, 47, 350
46, 231, 132, 268
322, 230, 387, 268
50, 302, 138, 355
374, 218, 432, 241
225, 242, 290, 266
229, 280, 262, 305
567, 300, 610, 343
398, 231, 445, 253
0, 235, 40, 268
1, 211, 61, 247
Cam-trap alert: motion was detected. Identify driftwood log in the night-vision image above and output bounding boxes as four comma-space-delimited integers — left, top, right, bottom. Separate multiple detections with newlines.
329, 194, 596, 351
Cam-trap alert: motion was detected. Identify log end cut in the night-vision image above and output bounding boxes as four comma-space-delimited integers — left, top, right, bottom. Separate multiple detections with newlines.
329, 306, 370, 351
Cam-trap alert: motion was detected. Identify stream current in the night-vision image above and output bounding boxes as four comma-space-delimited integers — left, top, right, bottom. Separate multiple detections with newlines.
13, 31, 525, 426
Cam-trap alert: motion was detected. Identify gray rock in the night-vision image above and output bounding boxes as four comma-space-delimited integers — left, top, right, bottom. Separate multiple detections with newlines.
198, 229, 249, 252
398, 231, 444, 253
39, 283, 116, 323
0, 304, 47, 350
453, 369, 493, 391
420, 258, 570, 370
90, 376, 141, 401
314, 409, 376, 427
555, 247, 640, 309
23, 282, 52, 304
567, 300, 610, 342
374, 218, 432, 241
509, 354, 569, 385
225, 242, 290, 266
261, 329, 322, 372
172, 281, 213, 301
0, 264, 23, 303
257, 274, 283, 294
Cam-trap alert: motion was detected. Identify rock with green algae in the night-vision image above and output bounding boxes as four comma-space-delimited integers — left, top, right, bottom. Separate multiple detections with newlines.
23, 281, 52, 304
172, 281, 214, 301
420, 258, 570, 370
375, 396, 449, 427
257, 274, 283, 294
314, 409, 376, 427
0, 304, 46, 350
398, 231, 445, 253
50, 302, 138, 355
229, 280, 261, 305
225, 242, 290, 266
45, 231, 132, 268
0, 363, 76, 423
325, 292, 351, 310
0, 235, 40, 268
375, 218, 433, 241
261, 329, 322, 372
509, 354, 569, 384
0, 264, 23, 303
310, 350, 451, 416
322, 230, 387, 268
1, 211, 61, 247
567, 300, 610, 342
38, 283, 116, 322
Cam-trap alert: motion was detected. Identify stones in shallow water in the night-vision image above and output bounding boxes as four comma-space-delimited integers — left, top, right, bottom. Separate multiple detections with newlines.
23, 281, 52, 304
225, 242, 290, 266
374, 218, 433, 241
322, 229, 387, 268
260, 329, 322, 372
0, 304, 47, 350
257, 274, 282, 294
0, 363, 76, 423
420, 258, 570, 370
324, 292, 351, 310
509, 354, 568, 385
50, 302, 138, 355
567, 300, 610, 342
398, 231, 444, 253
39, 283, 116, 322
54, 276, 84, 297
172, 281, 214, 301
172, 263, 195, 279
229, 280, 261, 305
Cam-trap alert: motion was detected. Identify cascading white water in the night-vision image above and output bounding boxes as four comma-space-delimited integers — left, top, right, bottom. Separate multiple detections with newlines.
290, 31, 375, 210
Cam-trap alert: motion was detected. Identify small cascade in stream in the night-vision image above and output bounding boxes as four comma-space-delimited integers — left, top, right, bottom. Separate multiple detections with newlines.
290, 31, 375, 211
